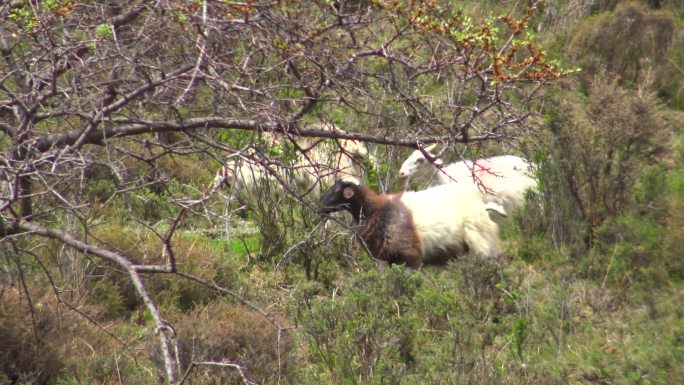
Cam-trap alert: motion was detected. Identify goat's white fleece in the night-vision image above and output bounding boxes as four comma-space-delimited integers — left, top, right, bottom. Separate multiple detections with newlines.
399, 150, 537, 212
398, 183, 501, 262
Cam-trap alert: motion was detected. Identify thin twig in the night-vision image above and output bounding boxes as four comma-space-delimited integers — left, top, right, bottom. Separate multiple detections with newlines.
178, 361, 258, 385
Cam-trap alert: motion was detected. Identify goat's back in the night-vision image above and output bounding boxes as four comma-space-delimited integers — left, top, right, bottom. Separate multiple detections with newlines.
400, 184, 496, 261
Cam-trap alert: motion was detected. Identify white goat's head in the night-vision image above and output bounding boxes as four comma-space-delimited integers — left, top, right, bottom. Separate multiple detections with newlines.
398, 144, 443, 180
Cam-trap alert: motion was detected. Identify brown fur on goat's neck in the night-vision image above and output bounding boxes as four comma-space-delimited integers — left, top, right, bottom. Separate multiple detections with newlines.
347, 185, 422, 268
345, 184, 395, 223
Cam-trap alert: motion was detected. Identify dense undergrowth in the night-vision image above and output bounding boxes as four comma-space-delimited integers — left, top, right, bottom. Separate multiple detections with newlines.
2, 1, 684, 384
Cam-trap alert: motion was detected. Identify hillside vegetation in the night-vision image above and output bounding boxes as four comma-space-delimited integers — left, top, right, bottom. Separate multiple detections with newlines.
1, 1, 683, 384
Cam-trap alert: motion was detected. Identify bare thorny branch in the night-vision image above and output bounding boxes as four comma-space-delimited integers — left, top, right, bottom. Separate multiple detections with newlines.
2, 216, 288, 384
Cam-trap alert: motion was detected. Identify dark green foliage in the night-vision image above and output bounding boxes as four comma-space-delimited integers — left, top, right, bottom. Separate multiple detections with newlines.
127, 186, 179, 223
294, 267, 421, 383
90, 279, 128, 319
511, 316, 530, 361
593, 213, 667, 289
664, 174, 684, 278
292, 263, 568, 384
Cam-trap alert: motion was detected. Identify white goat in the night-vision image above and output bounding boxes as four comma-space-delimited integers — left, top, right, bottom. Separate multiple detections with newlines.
210, 154, 287, 207
295, 139, 375, 194
398, 144, 537, 211
208, 126, 376, 201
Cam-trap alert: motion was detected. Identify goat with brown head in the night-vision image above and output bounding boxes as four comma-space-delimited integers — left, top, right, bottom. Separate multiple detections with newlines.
320, 179, 503, 268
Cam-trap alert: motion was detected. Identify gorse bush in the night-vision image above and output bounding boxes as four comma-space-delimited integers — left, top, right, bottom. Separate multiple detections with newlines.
534, 71, 668, 250
565, 2, 675, 90
291, 255, 683, 385
661, 126, 684, 279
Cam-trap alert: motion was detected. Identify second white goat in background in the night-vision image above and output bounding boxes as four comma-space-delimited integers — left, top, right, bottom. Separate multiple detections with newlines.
398, 144, 538, 212
209, 125, 377, 202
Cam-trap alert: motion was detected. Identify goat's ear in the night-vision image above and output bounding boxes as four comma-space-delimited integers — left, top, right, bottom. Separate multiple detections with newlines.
343, 186, 355, 199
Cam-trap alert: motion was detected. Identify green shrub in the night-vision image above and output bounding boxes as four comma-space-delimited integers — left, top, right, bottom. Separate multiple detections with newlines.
664, 154, 684, 279
593, 213, 667, 291
293, 267, 421, 384
292, 262, 564, 384
537, 71, 668, 251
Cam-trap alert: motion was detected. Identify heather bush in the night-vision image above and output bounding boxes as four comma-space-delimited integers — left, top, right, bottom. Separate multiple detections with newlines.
0, 291, 63, 384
